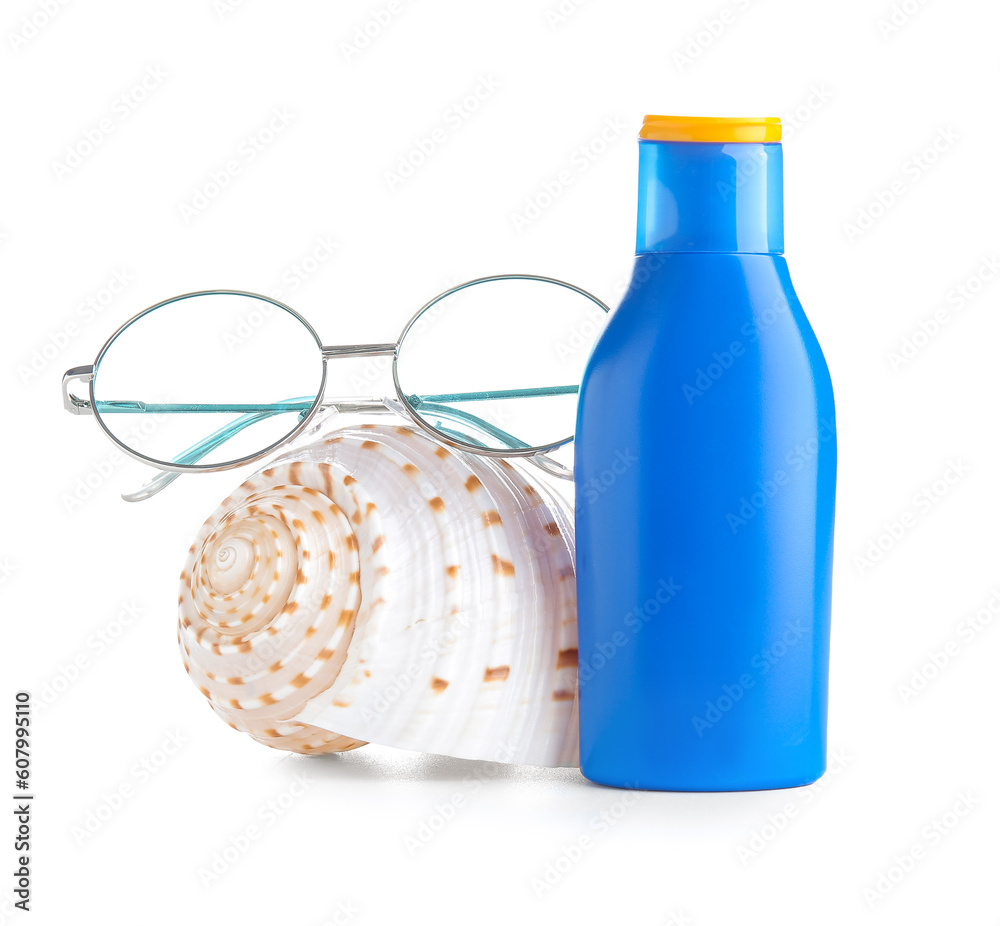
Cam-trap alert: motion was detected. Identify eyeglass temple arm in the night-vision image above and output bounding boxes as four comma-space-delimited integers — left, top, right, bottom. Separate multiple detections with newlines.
90, 386, 576, 501
97, 386, 579, 415
122, 397, 394, 502
122, 406, 300, 502
61, 370, 319, 417
66, 372, 580, 417
410, 385, 578, 405
399, 399, 573, 479
407, 399, 531, 448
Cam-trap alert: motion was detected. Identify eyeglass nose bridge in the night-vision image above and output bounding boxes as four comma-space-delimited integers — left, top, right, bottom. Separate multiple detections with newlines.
63, 365, 94, 415
321, 343, 396, 360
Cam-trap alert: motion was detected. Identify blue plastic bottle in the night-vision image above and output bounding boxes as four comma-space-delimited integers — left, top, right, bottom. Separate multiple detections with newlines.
575, 116, 836, 791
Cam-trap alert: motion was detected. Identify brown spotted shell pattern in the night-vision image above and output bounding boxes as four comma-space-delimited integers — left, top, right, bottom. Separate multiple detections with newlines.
178, 419, 580, 767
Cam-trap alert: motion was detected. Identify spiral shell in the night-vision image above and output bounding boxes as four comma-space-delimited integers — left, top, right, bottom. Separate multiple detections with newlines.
178, 419, 579, 767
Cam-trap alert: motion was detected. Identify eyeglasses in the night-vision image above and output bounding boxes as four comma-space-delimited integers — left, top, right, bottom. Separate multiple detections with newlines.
62, 274, 610, 501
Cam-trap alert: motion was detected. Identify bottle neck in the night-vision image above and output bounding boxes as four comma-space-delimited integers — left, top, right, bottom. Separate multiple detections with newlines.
635, 140, 784, 255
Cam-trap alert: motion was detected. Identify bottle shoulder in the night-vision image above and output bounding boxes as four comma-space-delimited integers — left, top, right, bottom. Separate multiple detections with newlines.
583, 252, 833, 408
601, 253, 798, 338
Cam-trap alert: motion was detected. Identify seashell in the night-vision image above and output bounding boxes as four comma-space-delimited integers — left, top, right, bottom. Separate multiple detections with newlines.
177, 419, 580, 767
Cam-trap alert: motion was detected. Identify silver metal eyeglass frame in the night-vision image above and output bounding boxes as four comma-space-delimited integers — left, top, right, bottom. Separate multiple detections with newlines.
62, 274, 610, 500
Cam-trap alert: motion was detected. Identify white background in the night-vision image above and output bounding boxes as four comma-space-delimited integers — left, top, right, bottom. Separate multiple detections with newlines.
2, 0, 998, 923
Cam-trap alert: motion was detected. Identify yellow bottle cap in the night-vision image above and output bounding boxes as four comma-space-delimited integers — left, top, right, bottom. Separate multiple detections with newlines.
640, 115, 781, 143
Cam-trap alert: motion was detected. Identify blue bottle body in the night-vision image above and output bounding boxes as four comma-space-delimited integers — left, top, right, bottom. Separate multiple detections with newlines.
575, 138, 836, 791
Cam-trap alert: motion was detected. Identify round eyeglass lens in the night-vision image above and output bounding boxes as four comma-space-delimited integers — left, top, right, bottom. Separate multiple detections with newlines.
91, 292, 325, 470
394, 276, 608, 453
